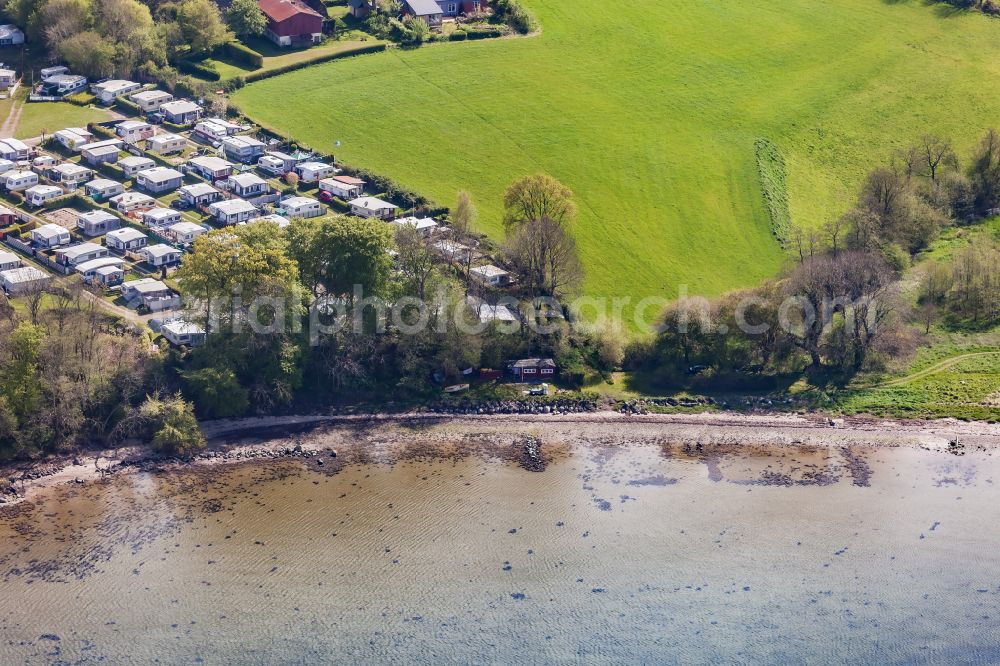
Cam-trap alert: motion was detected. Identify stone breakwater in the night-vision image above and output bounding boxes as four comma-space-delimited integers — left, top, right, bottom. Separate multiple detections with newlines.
426, 398, 599, 416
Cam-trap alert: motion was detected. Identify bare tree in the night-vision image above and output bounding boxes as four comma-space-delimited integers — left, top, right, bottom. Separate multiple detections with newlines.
395, 225, 436, 300
921, 135, 958, 183
506, 215, 583, 299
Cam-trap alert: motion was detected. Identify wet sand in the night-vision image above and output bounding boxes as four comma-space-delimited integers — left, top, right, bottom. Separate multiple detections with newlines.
4, 411, 999, 507
3, 415, 1000, 664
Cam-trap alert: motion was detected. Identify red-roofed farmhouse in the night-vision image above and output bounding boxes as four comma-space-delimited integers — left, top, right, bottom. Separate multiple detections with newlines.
258, 0, 325, 47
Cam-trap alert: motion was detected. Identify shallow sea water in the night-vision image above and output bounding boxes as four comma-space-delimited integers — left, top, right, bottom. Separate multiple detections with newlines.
1, 438, 999, 664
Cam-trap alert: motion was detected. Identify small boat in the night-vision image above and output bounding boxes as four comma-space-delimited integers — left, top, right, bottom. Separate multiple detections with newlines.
444, 384, 470, 393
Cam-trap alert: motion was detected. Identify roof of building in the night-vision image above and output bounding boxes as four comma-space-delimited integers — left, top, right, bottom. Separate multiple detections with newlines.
230, 173, 266, 188
350, 196, 397, 210
148, 132, 186, 144
170, 221, 205, 234
117, 120, 150, 131
77, 138, 121, 152
211, 199, 258, 214
125, 277, 169, 293
223, 135, 266, 149
160, 100, 201, 115
93, 79, 137, 92
162, 320, 204, 336
254, 214, 291, 228
283, 196, 319, 208
0, 250, 18, 265
189, 155, 233, 171
94, 264, 124, 276
50, 163, 91, 176
4, 170, 35, 180
131, 89, 172, 102
259, 0, 323, 22
25, 185, 62, 196
331, 175, 366, 186
77, 209, 117, 222
82, 144, 119, 157
144, 207, 180, 221
55, 127, 92, 140
57, 242, 104, 260
119, 156, 155, 168
75, 257, 124, 274
107, 227, 146, 242
511, 358, 557, 369
138, 167, 183, 182
0, 266, 48, 284
180, 183, 220, 197
393, 216, 439, 231
86, 178, 122, 191
405, 0, 442, 16
297, 160, 332, 171
0, 25, 24, 40
143, 243, 179, 259
476, 303, 517, 322
111, 191, 155, 205
471, 264, 509, 278
33, 223, 69, 239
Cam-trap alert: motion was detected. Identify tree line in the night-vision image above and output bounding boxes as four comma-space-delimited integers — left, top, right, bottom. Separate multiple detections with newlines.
3, 0, 267, 82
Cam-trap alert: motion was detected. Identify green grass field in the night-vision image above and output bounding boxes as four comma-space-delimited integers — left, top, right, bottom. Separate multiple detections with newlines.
13, 102, 113, 140
234, 0, 1000, 326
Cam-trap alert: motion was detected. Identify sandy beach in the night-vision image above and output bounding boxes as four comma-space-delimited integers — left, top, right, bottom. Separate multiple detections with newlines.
3, 410, 998, 508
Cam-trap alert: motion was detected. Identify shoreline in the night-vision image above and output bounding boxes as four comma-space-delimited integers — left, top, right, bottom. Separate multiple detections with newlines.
3, 410, 999, 508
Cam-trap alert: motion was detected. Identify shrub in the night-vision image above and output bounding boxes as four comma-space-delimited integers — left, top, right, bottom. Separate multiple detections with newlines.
114, 96, 142, 115
140, 393, 206, 454
449, 30, 468, 41
465, 26, 503, 40
493, 0, 534, 34
42, 192, 84, 210
65, 91, 97, 106
179, 59, 221, 82
87, 123, 117, 139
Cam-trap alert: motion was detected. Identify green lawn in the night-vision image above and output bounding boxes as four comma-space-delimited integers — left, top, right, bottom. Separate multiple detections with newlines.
14, 102, 114, 140
230, 0, 1000, 330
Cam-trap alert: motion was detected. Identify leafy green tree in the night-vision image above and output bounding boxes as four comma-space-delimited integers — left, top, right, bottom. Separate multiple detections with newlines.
176, 0, 231, 55
290, 215, 394, 302
226, 0, 267, 38
0, 322, 45, 420
502, 173, 576, 230
140, 393, 206, 454
180, 367, 250, 418
59, 31, 116, 78
176, 222, 301, 331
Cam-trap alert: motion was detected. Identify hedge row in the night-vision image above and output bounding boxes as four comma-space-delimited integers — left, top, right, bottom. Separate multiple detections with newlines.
114, 96, 142, 115
179, 59, 221, 82
465, 27, 504, 40
221, 41, 264, 70
65, 91, 97, 106
242, 43, 388, 83
41, 192, 84, 211
87, 123, 117, 139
